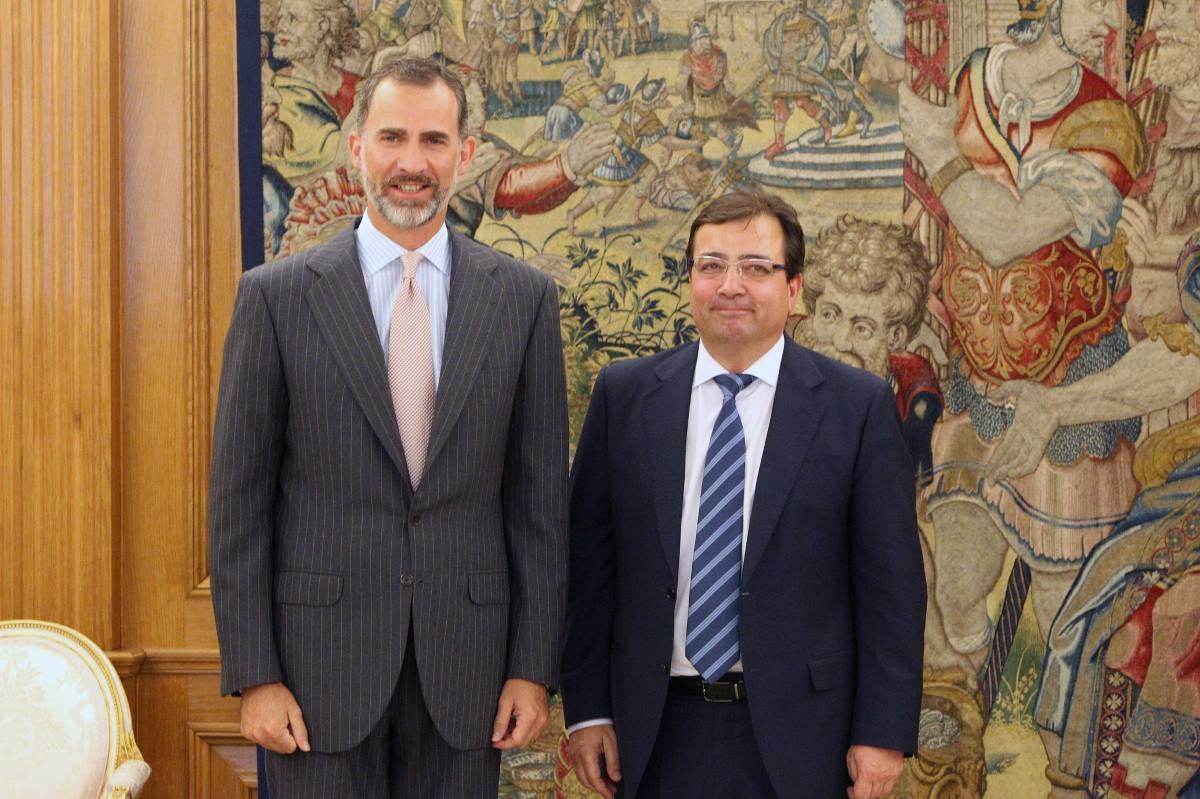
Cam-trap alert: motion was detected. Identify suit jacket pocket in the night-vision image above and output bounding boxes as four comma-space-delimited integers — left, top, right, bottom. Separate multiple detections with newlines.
274, 571, 343, 606
467, 570, 510, 605
807, 652, 855, 692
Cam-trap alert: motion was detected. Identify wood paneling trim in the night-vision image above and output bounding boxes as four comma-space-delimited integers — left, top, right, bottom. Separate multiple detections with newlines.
0, 0, 121, 645
108, 648, 222, 677
187, 723, 255, 799
212, 744, 259, 799
108, 650, 148, 678
185, 0, 214, 596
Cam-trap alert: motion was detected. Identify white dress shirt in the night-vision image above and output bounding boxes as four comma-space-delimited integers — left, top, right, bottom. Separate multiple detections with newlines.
567, 336, 784, 735
355, 212, 452, 388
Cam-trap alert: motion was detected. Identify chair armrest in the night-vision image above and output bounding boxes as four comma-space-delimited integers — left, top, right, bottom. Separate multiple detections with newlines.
107, 759, 152, 798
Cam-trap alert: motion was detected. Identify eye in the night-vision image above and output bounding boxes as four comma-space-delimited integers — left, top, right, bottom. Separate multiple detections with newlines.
740, 260, 775, 278
818, 305, 838, 321
853, 322, 875, 339
694, 257, 727, 276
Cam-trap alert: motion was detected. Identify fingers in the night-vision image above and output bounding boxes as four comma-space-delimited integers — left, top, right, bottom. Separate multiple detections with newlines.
288, 702, 311, 752
846, 779, 879, 799
491, 685, 550, 749
570, 740, 609, 798
499, 704, 539, 749
991, 380, 1023, 406
569, 728, 619, 799
491, 693, 516, 745
240, 683, 305, 754
846, 746, 902, 799
601, 729, 622, 782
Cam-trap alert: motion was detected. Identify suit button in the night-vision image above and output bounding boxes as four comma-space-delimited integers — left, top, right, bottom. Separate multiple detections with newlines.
660, 663, 669, 675
400, 573, 415, 586
410, 513, 421, 525
666, 587, 676, 600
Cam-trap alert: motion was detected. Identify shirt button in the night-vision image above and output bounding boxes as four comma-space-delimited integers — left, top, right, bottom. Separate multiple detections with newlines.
400, 573, 415, 586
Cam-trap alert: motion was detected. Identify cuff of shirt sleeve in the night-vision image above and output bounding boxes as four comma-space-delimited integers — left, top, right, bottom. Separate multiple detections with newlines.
566, 717, 614, 736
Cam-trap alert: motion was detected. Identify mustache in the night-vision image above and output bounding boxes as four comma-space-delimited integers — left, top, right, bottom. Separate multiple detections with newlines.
385, 172, 437, 189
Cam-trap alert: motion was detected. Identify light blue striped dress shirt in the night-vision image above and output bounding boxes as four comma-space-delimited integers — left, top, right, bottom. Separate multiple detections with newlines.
355, 213, 451, 388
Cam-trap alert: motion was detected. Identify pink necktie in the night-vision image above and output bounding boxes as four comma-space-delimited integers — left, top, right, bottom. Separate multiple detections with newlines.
388, 251, 435, 489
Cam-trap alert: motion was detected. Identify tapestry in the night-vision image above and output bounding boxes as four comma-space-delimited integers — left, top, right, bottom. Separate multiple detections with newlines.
239, 0, 1200, 793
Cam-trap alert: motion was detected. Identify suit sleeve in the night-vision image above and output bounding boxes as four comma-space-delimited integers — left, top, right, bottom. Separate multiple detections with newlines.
502, 275, 570, 686
848, 380, 926, 753
209, 271, 287, 697
559, 369, 617, 726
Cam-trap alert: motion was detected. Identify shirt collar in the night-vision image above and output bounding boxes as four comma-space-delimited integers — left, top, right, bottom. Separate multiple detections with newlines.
356, 212, 452, 276
693, 336, 785, 389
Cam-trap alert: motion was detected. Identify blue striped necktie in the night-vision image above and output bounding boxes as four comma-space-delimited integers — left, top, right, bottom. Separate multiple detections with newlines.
686, 372, 756, 681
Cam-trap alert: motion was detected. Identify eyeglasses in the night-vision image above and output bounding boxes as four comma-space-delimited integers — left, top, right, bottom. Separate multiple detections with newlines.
689, 256, 788, 281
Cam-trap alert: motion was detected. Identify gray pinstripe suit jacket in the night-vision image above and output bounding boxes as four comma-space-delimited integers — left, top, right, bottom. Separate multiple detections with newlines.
209, 221, 568, 753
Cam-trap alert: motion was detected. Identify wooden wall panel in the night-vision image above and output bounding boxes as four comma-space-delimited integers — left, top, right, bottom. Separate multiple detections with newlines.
120, 0, 191, 653
0, 0, 121, 647
190, 725, 259, 799
4, 0, 255, 790
211, 745, 259, 799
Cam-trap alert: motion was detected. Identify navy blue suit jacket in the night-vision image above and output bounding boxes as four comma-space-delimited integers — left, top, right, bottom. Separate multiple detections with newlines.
561, 339, 926, 798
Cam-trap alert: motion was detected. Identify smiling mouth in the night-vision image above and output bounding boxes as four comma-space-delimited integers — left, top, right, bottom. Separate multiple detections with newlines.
388, 181, 433, 195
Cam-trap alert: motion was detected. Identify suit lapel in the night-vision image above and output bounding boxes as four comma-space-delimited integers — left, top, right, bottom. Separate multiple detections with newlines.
644, 344, 698, 579
424, 231, 501, 473
305, 225, 413, 487
742, 341, 827, 581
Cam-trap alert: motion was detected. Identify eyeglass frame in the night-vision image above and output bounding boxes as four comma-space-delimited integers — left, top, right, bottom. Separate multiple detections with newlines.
687, 256, 790, 280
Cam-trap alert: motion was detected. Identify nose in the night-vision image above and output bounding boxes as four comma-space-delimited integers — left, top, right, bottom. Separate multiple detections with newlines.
831, 322, 853, 352
716, 267, 746, 295
393, 139, 425, 172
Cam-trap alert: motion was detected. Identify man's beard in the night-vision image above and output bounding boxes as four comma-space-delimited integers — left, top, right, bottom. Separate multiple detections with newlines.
1147, 31, 1200, 90
1056, 28, 1105, 69
794, 318, 893, 378
362, 169, 456, 229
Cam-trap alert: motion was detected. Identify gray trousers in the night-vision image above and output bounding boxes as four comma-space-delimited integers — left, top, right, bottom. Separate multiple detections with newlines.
263, 635, 501, 799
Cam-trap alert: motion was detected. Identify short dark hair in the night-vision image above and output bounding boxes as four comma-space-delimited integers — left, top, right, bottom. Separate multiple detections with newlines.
355, 56, 469, 139
686, 190, 806, 279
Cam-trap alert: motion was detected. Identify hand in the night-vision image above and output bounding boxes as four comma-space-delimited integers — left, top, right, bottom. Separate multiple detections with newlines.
1118, 198, 1185, 269
986, 380, 1058, 484
568, 724, 622, 799
898, 82, 961, 175
240, 682, 311, 754
846, 745, 903, 799
491, 678, 550, 750
564, 122, 617, 180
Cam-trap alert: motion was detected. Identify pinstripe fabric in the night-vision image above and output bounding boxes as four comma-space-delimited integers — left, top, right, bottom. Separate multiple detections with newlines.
264, 632, 502, 798
209, 220, 569, 760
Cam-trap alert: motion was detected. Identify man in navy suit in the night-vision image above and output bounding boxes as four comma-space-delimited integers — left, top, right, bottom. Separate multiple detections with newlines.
561, 190, 926, 799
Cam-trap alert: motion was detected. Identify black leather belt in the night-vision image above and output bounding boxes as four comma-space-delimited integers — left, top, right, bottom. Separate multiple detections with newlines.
668, 674, 747, 702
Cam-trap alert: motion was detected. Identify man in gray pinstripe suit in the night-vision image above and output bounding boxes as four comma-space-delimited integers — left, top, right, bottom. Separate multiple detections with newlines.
209, 56, 569, 797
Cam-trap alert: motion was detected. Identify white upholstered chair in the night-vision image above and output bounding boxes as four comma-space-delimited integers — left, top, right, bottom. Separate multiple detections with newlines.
0, 620, 151, 798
